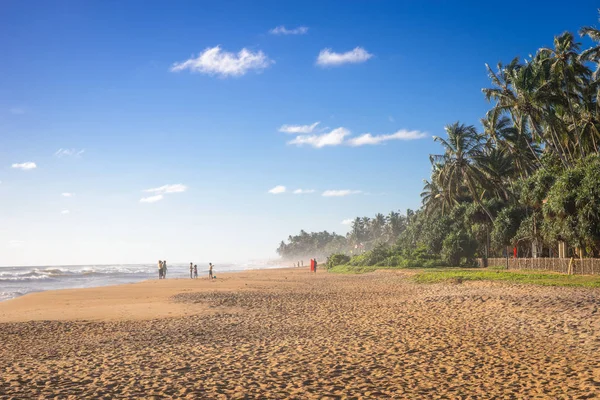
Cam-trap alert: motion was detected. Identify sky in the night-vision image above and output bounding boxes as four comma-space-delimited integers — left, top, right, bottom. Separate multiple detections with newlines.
1, 0, 599, 266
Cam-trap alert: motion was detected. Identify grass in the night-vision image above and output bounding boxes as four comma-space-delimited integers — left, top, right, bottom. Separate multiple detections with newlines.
412, 268, 600, 288
327, 265, 380, 274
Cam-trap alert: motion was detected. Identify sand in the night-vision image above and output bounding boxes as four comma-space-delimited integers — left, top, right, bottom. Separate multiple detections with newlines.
1, 267, 600, 399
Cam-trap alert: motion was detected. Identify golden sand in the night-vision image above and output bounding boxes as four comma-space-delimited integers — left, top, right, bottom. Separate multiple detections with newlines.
1, 267, 600, 398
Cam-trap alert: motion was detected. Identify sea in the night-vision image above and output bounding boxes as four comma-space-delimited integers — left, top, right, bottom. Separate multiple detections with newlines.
0, 261, 285, 302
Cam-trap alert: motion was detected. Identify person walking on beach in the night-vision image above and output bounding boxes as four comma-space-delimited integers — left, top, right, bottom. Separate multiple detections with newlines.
163, 260, 167, 279
189, 262, 193, 279
209, 263, 214, 279
158, 260, 163, 279
313, 258, 318, 274
193, 264, 198, 279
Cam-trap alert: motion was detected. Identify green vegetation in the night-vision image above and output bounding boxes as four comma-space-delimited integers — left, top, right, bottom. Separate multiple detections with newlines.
412, 269, 600, 287
277, 13, 600, 272
327, 264, 379, 274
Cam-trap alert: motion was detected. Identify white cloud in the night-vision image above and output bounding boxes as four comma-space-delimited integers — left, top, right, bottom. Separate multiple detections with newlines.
61, 209, 70, 215
268, 185, 286, 194
144, 184, 188, 195
269, 25, 309, 35
322, 190, 362, 197
8, 240, 24, 248
11, 162, 36, 170
279, 122, 320, 134
170, 46, 273, 77
62, 192, 74, 197
55, 148, 85, 158
347, 130, 427, 146
316, 47, 373, 67
140, 195, 164, 203
9, 107, 25, 115
293, 189, 315, 194
341, 219, 353, 225
288, 127, 350, 148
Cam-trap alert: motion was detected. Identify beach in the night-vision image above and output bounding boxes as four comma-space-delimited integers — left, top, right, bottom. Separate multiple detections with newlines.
1, 267, 600, 398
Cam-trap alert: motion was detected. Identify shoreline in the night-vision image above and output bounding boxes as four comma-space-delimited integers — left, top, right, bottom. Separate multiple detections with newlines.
0, 267, 299, 323
0, 262, 293, 304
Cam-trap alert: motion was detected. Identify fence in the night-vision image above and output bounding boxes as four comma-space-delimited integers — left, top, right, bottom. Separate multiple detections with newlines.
480, 257, 600, 275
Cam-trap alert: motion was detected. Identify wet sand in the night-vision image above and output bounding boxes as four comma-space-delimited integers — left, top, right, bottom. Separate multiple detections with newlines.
1, 267, 600, 399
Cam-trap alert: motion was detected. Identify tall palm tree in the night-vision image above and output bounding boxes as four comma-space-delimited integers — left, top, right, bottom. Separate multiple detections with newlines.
481, 112, 539, 176
482, 59, 571, 167
475, 146, 516, 202
539, 32, 589, 158
431, 122, 494, 221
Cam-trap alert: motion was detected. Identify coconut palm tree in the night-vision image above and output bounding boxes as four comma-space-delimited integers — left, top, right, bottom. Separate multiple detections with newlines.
431, 122, 494, 221
482, 59, 571, 167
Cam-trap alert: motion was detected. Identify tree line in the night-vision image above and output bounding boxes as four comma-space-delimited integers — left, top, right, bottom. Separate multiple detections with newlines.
278, 13, 600, 267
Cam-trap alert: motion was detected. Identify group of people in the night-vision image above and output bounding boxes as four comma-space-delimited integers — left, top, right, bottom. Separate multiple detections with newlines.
157, 260, 168, 279
189, 262, 215, 279
156, 260, 215, 280
294, 259, 318, 273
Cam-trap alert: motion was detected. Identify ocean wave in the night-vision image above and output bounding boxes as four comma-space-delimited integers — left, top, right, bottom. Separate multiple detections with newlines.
0, 265, 156, 282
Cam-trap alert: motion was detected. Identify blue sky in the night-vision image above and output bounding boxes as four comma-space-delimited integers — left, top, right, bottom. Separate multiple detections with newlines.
1, 0, 598, 265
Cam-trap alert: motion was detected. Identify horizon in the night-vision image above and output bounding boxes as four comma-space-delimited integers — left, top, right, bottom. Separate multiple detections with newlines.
2, 0, 599, 265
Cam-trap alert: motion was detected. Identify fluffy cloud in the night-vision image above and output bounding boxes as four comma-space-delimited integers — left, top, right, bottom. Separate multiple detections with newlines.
170, 46, 273, 77
140, 195, 164, 203
11, 162, 36, 170
288, 127, 350, 148
316, 47, 373, 67
61, 209, 70, 215
322, 190, 362, 197
144, 184, 188, 194
347, 130, 427, 146
293, 189, 315, 194
269, 26, 308, 35
341, 219, 353, 225
279, 122, 320, 134
55, 148, 85, 158
62, 192, 74, 197
268, 185, 286, 194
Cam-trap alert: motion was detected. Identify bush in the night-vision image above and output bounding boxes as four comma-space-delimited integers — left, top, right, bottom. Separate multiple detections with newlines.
442, 230, 478, 266
325, 253, 351, 270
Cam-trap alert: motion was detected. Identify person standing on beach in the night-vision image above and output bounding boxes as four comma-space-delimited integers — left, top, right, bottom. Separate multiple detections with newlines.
189, 262, 193, 279
163, 260, 167, 279
314, 259, 318, 274
209, 263, 214, 279
158, 260, 163, 279
193, 264, 198, 279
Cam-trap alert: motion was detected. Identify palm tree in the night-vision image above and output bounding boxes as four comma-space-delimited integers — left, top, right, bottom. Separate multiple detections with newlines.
481, 112, 538, 176
579, 14, 600, 79
385, 211, 405, 242
371, 213, 386, 241
539, 32, 589, 158
431, 122, 494, 221
482, 59, 571, 167
420, 178, 451, 215
475, 146, 516, 202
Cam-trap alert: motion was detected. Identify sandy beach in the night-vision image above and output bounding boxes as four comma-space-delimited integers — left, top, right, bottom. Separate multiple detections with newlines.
1, 267, 600, 399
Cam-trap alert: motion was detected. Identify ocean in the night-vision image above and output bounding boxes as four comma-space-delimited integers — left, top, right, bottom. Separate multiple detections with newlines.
0, 262, 284, 302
